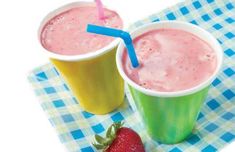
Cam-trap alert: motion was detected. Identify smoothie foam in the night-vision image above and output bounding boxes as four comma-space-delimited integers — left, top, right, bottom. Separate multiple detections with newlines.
41, 6, 123, 55
122, 29, 217, 92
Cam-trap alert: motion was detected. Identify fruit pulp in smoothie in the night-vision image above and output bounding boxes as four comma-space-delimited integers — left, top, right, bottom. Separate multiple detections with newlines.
41, 5, 123, 55
122, 29, 217, 92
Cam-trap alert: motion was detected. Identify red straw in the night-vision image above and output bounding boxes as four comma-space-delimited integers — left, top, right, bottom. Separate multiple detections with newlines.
95, 0, 105, 20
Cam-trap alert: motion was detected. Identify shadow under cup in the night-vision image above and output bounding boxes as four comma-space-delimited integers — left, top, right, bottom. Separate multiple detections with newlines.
38, 2, 125, 115
116, 21, 223, 144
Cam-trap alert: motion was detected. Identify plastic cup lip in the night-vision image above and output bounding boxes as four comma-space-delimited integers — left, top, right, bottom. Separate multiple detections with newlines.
38, 1, 126, 61
116, 21, 224, 98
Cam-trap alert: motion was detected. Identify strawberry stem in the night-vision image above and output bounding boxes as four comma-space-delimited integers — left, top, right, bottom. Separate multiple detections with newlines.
93, 121, 124, 151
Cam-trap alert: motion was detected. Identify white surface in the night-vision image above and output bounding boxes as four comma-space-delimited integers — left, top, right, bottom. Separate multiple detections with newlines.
0, 0, 233, 151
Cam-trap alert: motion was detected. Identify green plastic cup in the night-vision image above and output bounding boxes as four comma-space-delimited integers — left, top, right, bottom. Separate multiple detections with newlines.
116, 21, 223, 144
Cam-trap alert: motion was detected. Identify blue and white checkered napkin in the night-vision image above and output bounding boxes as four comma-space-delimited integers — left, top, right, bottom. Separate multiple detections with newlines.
28, 0, 235, 151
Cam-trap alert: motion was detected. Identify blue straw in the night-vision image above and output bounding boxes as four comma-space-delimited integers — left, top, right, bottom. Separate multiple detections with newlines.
87, 24, 139, 68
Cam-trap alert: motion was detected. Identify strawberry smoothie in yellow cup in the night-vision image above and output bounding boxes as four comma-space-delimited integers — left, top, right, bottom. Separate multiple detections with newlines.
38, 2, 125, 114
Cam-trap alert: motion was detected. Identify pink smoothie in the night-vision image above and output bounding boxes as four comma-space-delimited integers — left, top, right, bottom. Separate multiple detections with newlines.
41, 5, 123, 55
122, 29, 217, 92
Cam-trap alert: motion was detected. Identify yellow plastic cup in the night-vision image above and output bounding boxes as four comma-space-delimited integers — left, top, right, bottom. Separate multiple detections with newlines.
38, 2, 125, 115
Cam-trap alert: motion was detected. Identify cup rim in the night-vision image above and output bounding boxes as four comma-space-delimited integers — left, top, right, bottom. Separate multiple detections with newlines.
116, 21, 223, 97
38, 1, 126, 61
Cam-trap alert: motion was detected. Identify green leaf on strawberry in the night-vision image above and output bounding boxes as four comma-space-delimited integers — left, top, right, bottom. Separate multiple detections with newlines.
93, 121, 145, 152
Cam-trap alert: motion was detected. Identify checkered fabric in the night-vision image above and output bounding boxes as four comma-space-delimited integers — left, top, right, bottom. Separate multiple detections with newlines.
28, 0, 235, 151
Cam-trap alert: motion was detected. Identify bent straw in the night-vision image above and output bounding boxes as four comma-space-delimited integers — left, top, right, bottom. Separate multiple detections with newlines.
87, 24, 139, 68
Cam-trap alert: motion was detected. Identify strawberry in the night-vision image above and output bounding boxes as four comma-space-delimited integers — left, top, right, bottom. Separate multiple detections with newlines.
93, 122, 145, 152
